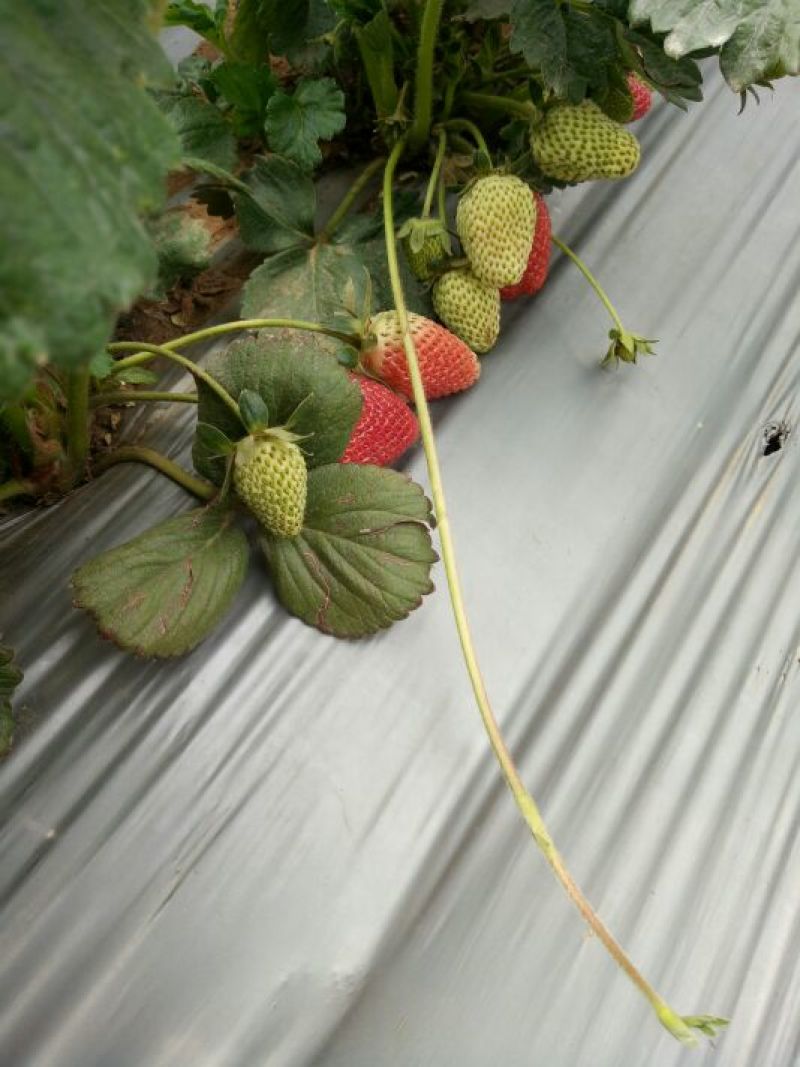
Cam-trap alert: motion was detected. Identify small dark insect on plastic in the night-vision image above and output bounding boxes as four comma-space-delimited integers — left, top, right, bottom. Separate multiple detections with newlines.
762, 420, 791, 456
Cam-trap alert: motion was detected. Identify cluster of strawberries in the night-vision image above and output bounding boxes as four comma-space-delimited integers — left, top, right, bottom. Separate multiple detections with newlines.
232, 75, 653, 539
343, 73, 652, 470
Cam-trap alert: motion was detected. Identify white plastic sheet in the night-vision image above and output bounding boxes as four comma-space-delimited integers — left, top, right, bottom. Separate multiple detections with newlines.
2, 69, 800, 1066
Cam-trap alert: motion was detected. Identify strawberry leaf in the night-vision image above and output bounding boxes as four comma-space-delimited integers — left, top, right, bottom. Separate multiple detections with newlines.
247, 0, 337, 61
242, 240, 372, 349
164, 1, 227, 50
509, 0, 617, 101
335, 208, 432, 316
234, 156, 316, 253
71, 508, 249, 658
354, 11, 400, 119
460, 0, 512, 21
265, 78, 346, 171
210, 62, 278, 138
146, 211, 213, 298
193, 338, 363, 481
261, 465, 437, 637
0, 640, 23, 758
629, 0, 800, 90
152, 86, 238, 170
0, 0, 180, 400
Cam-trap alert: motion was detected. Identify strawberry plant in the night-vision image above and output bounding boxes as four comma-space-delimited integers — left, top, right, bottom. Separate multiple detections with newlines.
1, 0, 797, 1046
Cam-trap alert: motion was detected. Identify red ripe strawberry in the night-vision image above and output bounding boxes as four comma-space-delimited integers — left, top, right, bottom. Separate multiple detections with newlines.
341, 375, 420, 466
627, 74, 652, 122
500, 192, 552, 301
360, 311, 480, 401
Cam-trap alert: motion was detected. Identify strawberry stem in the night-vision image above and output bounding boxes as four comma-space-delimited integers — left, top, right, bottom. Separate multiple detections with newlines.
551, 234, 625, 333
435, 118, 491, 162
108, 318, 362, 374
65, 367, 91, 477
91, 446, 215, 501
0, 478, 38, 505
408, 0, 445, 152
108, 342, 241, 422
90, 390, 198, 409
422, 129, 447, 218
460, 90, 539, 122
382, 139, 720, 1044
318, 156, 387, 243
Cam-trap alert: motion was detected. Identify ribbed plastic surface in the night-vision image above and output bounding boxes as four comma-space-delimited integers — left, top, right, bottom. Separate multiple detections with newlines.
2, 71, 799, 1066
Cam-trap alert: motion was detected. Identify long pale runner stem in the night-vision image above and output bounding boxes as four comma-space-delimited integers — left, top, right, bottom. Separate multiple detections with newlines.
382, 137, 721, 1046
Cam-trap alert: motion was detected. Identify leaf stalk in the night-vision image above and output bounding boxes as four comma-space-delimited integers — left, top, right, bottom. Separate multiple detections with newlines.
91, 446, 215, 501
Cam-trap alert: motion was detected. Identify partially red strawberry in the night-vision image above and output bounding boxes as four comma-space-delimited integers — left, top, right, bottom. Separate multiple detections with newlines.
627, 73, 652, 122
360, 311, 480, 401
341, 375, 420, 466
500, 192, 552, 301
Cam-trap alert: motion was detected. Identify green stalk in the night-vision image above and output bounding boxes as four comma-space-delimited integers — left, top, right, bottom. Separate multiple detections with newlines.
435, 118, 491, 161
108, 342, 241, 422
0, 401, 35, 458
382, 140, 719, 1046
318, 157, 387, 243
108, 318, 361, 374
0, 478, 37, 504
461, 90, 539, 122
91, 447, 215, 501
90, 391, 198, 409
65, 367, 91, 475
408, 0, 445, 152
551, 235, 624, 332
422, 130, 447, 218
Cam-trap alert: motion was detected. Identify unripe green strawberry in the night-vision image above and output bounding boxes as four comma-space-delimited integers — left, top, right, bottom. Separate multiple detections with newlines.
233, 434, 307, 538
531, 101, 640, 183
456, 175, 536, 288
398, 217, 451, 281
432, 269, 500, 354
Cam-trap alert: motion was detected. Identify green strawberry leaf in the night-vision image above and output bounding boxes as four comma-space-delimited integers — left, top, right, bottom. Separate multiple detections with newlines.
164, 1, 227, 50
247, 0, 337, 60
460, 0, 512, 21
629, 0, 800, 90
234, 156, 317, 253
509, 0, 617, 101
594, 66, 635, 121
89, 352, 117, 381
71, 508, 249, 658
228, 0, 271, 62
335, 208, 432, 316
623, 28, 703, 105
354, 11, 400, 119
210, 62, 278, 138
146, 211, 213, 298
193, 337, 362, 481
265, 78, 346, 171
0, 0, 180, 400
0, 641, 23, 758
242, 240, 371, 349
261, 465, 437, 637
152, 86, 238, 170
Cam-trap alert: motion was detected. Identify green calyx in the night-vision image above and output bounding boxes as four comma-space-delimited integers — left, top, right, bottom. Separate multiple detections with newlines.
602, 328, 657, 368
397, 217, 452, 281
